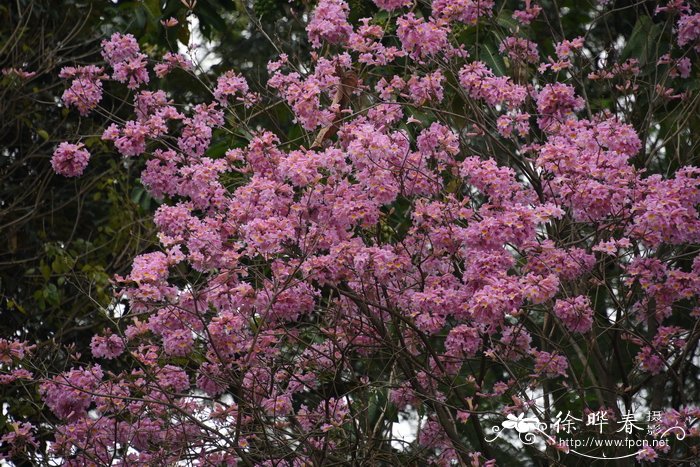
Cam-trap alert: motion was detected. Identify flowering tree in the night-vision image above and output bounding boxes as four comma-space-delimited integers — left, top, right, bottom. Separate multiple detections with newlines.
3, 0, 700, 464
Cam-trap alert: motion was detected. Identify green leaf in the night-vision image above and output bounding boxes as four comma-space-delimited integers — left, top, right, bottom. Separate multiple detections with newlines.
495, 9, 518, 32
39, 262, 51, 281
620, 16, 663, 67
178, 20, 191, 46
144, 0, 161, 19
131, 186, 144, 204
481, 41, 507, 77
205, 138, 230, 158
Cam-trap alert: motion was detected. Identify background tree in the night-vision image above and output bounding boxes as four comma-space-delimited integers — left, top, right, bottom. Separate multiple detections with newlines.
0, 0, 317, 459
2, 0, 700, 465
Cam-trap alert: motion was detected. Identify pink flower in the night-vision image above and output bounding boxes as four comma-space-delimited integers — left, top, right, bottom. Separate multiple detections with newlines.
154, 52, 193, 78
213, 70, 253, 106
407, 70, 445, 105
112, 55, 149, 89
161, 17, 179, 27
91, 334, 125, 359
128, 252, 170, 284
0, 339, 34, 364
460, 156, 534, 205
417, 122, 460, 165
101, 33, 149, 88
62, 78, 103, 115
51, 142, 91, 177
101, 32, 141, 65
432, 0, 495, 24
497, 112, 531, 137
536, 83, 584, 129
141, 150, 180, 198
2, 67, 36, 79
114, 121, 149, 157
267, 57, 348, 130
555, 37, 584, 59
373, 0, 412, 10
156, 365, 190, 392
349, 19, 405, 65
499, 36, 539, 64
636, 446, 658, 462
196, 362, 227, 396
261, 394, 293, 416
673, 57, 692, 78
306, 0, 353, 48
162, 328, 194, 356
532, 350, 569, 377
553, 296, 594, 333
522, 274, 560, 304
459, 61, 527, 108
636, 346, 665, 374
629, 167, 700, 247
0, 422, 38, 456
208, 311, 249, 357
0, 369, 33, 385
397, 13, 450, 60
59, 65, 106, 115
444, 325, 481, 357
499, 326, 532, 360
677, 13, 700, 51
40, 366, 103, 420
513, 2, 542, 25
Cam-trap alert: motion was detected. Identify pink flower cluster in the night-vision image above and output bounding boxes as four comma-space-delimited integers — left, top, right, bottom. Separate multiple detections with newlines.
499, 36, 539, 64
101, 32, 149, 89
37, 1, 700, 464
532, 351, 569, 377
537, 117, 641, 221
306, 0, 353, 48
58, 65, 106, 115
396, 13, 450, 60
513, 1, 542, 24
40, 366, 104, 420
213, 70, 256, 107
372, 0, 411, 10
51, 142, 91, 177
0, 338, 33, 364
90, 333, 125, 359
554, 296, 594, 333
0, 422, 38, 457
432, 0, 495, 24
2, 67, 36, 79
154, 52, 193, 78
459, 61, 528, 108
659, 53, 692, 78
348, 18, 405, 65
630, 167, 700, 247
677, 13, 700, 51
268, 55, 352, 130
535, 83, 584, 129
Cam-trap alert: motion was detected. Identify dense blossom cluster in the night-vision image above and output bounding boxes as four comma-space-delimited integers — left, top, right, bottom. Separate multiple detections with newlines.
553, 296, 594, 333
101, 32, 149, 89
499, 36, 539, 64
6, 0, 700, 464
396, 13, 450, 60
432, 0, 494, 24
677, 12, 700, 51
50, 142, 91, 177
459, 61, 528, 108
58, 65, 107, 115
306, 0, 353, 48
